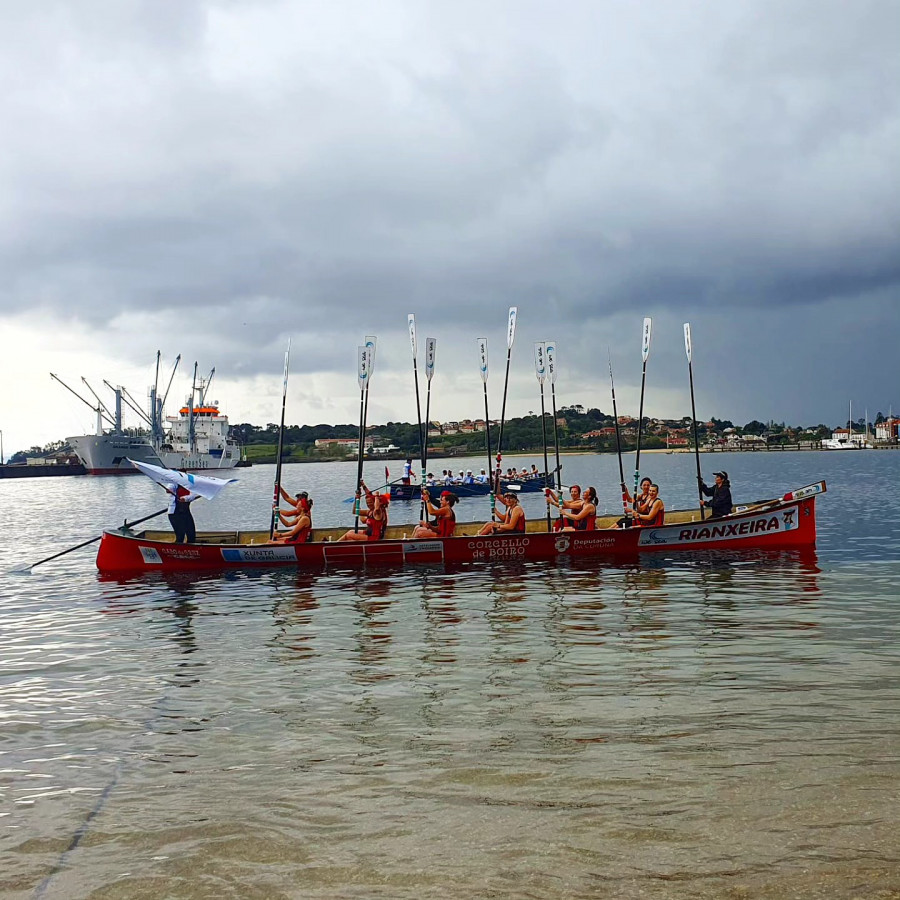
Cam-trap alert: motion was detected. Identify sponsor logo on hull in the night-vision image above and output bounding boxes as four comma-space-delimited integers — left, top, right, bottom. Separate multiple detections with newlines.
466, 537, 531, 560
403, 541, 443, 556
638, 507, 798, 547
221, 546, 298, 563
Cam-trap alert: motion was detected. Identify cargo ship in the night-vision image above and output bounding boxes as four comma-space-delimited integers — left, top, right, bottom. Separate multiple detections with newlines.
56, 356, 244, 476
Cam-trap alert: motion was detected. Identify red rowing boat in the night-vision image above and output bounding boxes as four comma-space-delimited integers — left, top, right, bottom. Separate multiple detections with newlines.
95, 481, 825, 574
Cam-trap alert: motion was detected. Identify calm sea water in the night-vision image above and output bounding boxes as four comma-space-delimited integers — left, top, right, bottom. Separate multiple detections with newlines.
1, 451, 898, 899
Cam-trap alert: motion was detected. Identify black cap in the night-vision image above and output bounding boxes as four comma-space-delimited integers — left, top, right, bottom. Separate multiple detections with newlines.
713, 471, 728, 480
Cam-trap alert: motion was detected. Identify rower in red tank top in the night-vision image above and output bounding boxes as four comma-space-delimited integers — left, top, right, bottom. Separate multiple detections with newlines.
632, 484, 665, 527
338, 481, 391, 542
412, 489, 458, 539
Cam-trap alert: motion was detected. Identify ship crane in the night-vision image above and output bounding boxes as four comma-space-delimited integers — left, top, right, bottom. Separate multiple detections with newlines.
50, 373, 116, 434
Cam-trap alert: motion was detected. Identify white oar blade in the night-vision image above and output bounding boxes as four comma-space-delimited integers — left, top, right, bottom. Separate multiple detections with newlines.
507, 307, 518, 349
477, 338, 489, 383
408, 314, 417, 359
546, 341, 557, 384
357, 345, 368, 391
365, 335, 377, 378
533, 341, 546, 384
282, 339, 291, 392
642, 317, 652, 362
426, 337, 436, 381
683, 323, 692, 362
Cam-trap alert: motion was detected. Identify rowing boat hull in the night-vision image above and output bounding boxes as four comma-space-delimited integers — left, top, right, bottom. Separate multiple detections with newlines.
96, 494, 818, 574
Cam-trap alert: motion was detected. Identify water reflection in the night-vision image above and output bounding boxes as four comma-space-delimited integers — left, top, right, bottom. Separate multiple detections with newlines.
349, 574, 396, 681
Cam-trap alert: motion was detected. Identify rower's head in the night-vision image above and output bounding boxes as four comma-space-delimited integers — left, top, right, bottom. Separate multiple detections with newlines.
503, 491, 519, 505
640, 477, 652, 491
713, 471, 728, 485
569, 484, 581, 498
648, 484, 660, 499
440, 491, 458, 507
584, 487, 597, 504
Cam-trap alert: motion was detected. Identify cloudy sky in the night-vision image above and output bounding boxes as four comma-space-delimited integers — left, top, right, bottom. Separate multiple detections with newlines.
1, 0, 898, 456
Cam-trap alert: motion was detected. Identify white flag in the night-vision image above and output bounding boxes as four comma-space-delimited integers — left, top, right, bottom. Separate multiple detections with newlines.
129, 459, 237, 500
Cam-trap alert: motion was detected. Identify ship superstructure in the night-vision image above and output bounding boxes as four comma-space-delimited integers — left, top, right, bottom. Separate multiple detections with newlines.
54, 355, 243, 475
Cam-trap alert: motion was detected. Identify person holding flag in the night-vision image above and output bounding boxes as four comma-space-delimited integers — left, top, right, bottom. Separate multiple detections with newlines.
127, 458, 238, 545
167, 481, 201, 544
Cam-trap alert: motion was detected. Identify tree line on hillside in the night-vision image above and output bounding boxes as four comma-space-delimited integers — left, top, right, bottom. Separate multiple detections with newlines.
6, 410, 888, 464
228, 406, 854, 461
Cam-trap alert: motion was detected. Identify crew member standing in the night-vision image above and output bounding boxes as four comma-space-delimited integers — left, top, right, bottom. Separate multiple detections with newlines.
166, 481, 201, 544
699, 471, 733, 518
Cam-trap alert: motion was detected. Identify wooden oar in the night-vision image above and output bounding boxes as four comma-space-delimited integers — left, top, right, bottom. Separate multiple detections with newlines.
477, 337, 495, 523
493, 307, 518, 496
423, 336, 436, 509
633, 317, 652, 516
546, 339, 561, 493
12, 508, 169, 574
534, 341, 552, 530
684, 323, 705, 520
408, 314, 427, 520
353, 343, 371, 532
269, 341, 292, 539
608, 349, 630, 523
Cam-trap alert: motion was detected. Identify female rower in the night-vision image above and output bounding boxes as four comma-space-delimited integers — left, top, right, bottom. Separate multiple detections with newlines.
546, 484, 583, 530
270, 494, 313, 544
478, 491, 526, 535
623, 477, 653, 514
413, 489, 458, 539
549, 486, 597, 531
632, 484, 665, 527
339, 481, 390, 541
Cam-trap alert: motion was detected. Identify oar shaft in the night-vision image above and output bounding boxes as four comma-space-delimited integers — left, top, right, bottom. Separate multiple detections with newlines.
633, 361, 648, 514
353, 386, 366, 532
493, 345, 514, 495
270, 345, 291, 538
608, 354, 629, 519
687, 359, 705, 520
25, 508, 168, 570
549, 382, 561, 492
539, 384, 551, 530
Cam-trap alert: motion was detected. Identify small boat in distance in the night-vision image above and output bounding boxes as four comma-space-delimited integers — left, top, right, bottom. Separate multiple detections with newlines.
389, 474, 554, 500
96, 481, 825, 574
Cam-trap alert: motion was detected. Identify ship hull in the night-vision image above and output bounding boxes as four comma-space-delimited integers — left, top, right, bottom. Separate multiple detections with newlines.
68, 435, 164, 475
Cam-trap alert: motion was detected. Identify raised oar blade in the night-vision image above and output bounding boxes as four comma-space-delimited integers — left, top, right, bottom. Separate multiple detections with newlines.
365, 335, 377, 377
545, 340, 557, 384
357, 344, 369, 392
507, 306, 518, 349
533, 341, 546, 384
408, 314, 418, 359
477, 338, 489, 382
642, 317, 653, 362
425, 337, 436, 382
683, 322, 692, 362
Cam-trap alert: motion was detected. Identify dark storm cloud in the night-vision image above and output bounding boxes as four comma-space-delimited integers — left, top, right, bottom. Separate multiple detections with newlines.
0, 0, 897, 423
